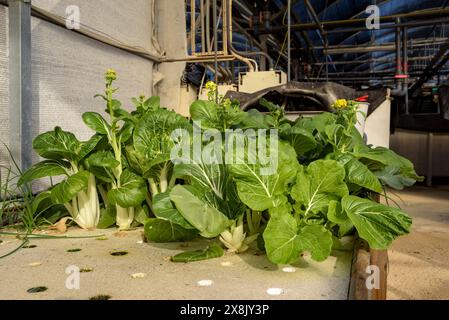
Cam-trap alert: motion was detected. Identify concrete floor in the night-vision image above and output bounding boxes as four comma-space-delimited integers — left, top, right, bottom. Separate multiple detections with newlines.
0, 229, 353, 300
1, 186, 447, 300
384, 186, 449, 300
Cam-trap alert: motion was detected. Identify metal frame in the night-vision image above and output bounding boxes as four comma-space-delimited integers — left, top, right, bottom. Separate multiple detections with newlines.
9, 0, 32, 171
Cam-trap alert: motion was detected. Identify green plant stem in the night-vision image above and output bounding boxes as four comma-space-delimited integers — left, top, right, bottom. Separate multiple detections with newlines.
0, 231, 106, 239
159, 165, 168, 193
0, 239, 29, 259
148, 179, 159, 196
97, 184, 109, 206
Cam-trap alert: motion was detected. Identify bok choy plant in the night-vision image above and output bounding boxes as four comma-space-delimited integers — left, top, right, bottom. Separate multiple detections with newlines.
18, 128, 103, 229
83, 70, 146, 230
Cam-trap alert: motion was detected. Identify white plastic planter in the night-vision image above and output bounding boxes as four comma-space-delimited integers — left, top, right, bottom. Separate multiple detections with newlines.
355, 102, 369, 136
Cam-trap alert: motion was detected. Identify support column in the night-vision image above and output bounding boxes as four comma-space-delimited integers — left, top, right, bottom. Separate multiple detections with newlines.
9, 0, 32, 171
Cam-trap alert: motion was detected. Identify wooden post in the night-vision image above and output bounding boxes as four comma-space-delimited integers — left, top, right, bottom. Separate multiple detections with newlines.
349, 194, 389, 300
348, 238, 370, 300
369, 249, 388, 300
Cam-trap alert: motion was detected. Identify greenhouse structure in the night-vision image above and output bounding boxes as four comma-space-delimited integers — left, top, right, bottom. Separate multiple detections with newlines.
0, 0, 448, 306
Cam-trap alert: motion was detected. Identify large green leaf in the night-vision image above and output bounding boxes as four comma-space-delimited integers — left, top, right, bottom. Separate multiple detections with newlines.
240, 109, 275, 129
107, 169, 147, 207
18, 161, 68, 186
343, 157, 383, 193
78, 134, 104, 159
173, 145, 245, 220
119, 121, 134, 143
281, 124, 317, 155
133, 107, 190, 175
309, 112, 337, 134
327, 200, 353, 237
82, 112, 110, 135
145, 96, 161, 110
134, 205, 150, 225
86, 151, 120, 168
355, 147, 421, 177
169, 185, 231, 238
33, 127, 81, 162
297, 225, 333, 262
190, 99, 246, 130
51, 171, 90, 204
230, 140, 299, 211
144, 218, 197, 243
342, 195, 412, 249
97, 207, 117, 229
31, 191, 54, 215
291, 160, 348, 216
375, 165, 419, 190
263, 210, 302, 264
171, 244, 224, 263
327, 200, 348, 225
190, 100, 220, 129
264, 206, 334, 264
152, 192, 195, 229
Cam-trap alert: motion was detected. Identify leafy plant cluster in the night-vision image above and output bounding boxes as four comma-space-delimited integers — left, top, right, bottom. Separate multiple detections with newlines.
17, 72, 422, 265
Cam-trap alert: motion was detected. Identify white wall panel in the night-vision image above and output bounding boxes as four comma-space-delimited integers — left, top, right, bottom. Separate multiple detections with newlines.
33, 0, 156, 53
0, 6, 10, 177
31, 17, 153, 143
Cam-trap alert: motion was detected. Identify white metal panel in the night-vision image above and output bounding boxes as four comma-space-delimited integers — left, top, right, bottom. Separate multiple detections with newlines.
390, 129, 449, 177
365, 99, 391, 148
31, 17, 153, 143
32, 0, 156, 53
0, 6, 10, 174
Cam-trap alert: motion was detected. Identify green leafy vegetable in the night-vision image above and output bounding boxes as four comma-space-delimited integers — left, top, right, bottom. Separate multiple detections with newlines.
171, 244, 225, 263
169, 185, 232, 238
342, 195, 412, 249
144, 218, 197, 242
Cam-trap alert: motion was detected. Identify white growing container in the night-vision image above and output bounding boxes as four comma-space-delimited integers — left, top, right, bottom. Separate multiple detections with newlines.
355, 102, 369, 136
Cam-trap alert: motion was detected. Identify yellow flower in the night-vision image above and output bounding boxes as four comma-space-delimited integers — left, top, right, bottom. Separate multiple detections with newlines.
332, 99, 348, 110
105, 69, 117, 82
205, 81, 217, 92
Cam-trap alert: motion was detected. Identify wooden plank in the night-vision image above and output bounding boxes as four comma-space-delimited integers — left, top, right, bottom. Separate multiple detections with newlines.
348, 237, 370, 300
349, 194, 389, 300
369, 249, 388, 300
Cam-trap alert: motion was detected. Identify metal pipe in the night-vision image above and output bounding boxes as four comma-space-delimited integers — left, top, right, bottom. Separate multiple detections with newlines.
226, 0, 257, 71
164, 55, 236, 63
222, 0, 228, 55
9, 0, 33, 171
322, 38, 449, 55
312, 55, 435, 66
396, 18, 402, 78
411, 39, 449, 97
403, 27, 410, 114
392, 18, 406, 96
288, 0, 291, 81
232, 0, 253, 17
304, 0, 331, 78
325, 17, 449, 34
206, 0, 211, 52
200, 0, 205, 53
253, 8, 449, 34
191, 0, 196, 55
213, 0, 218, 84
314, 38, 448, 51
